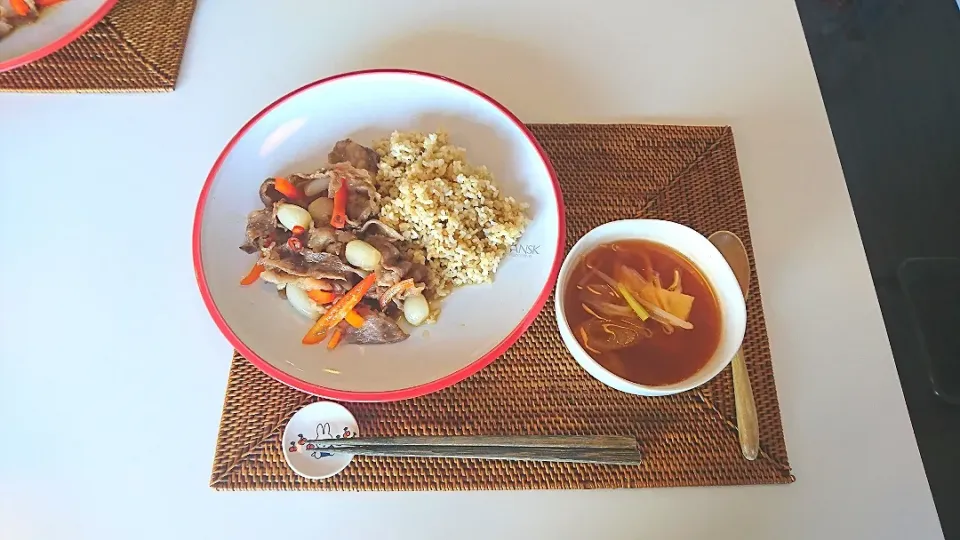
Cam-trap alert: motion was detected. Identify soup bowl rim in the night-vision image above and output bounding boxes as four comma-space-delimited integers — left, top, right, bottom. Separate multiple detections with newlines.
554, 219, 747, 396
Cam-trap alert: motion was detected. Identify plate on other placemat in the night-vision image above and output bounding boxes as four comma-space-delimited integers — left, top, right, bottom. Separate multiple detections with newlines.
0, 0, 116, 72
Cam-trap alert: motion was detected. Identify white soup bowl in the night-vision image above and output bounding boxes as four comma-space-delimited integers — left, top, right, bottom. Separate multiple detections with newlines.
554, 219, 746, 396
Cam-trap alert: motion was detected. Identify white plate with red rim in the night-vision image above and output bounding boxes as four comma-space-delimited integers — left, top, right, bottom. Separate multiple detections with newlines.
193, 69, 564, 402
0, 0, 117, 72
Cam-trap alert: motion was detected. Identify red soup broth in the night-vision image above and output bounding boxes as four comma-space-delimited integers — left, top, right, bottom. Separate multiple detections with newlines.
563, 240, 722, 386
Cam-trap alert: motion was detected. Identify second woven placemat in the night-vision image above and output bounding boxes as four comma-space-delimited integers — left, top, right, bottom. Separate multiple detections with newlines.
211, 123, 793, 490
0, 0, 196, 93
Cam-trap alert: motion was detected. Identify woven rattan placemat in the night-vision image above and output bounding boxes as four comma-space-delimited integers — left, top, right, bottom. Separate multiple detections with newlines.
210, 123, 793, 490
0, 0, 196, 93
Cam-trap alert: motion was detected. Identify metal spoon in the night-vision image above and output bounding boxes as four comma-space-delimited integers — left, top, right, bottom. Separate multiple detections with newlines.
709, 231, 760, 460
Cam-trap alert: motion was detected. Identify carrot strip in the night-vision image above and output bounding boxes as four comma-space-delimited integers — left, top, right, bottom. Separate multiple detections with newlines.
36, 0, 66, 6
344, 309, 365, 329
307, 290, 337, 304
274, 177, 300, 199
326, 328, 344, 350
330, 182, 348, 229
240, 262, 265, 285
11, 0, 32, 16
302, 331, 327, 345
302, 273, 376, 343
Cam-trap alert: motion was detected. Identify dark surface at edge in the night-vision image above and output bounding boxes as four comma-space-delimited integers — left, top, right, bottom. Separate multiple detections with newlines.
795, 0, 960, 537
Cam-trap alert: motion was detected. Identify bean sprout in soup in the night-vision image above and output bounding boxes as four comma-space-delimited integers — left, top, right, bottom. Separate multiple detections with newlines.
563, 240, 721, 386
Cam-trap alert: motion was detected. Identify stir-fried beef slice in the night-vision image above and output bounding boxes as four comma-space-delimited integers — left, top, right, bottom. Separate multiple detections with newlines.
323, 229, 361, 257
288, 169, 325, 187
261, 246, 362, 282
259, 178, 286, 207
337, 230, 357, 243
327, 163, 379, 227
306, 227, 361, 257
343, 311, 409, 345
328, 139, 379, 176
363, 235, 402, 265
240, 206, 284, 253
361, 235, 430, 294
346, 193, 377, 227
377, 263, 410, 289
364, 281, 386, 301
306, 226, 338, 252
373, 281, 427, 308
259, 269, 335, 291
406, 262, 431, 285
384, 262, 411, 282
361, 235, 408, 288
359, 219, 405, 241
262, 168, 337, 207
303, 250, 367, 279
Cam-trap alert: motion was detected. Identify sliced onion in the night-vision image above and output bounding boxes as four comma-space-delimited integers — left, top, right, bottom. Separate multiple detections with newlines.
668, 269, 682, 292
592, 268, 621, 291
303, 176, 331, 198
359, 219, 405, 241
379, 278, 415, 308
582, 298, 633, 318
577, 268, 597, 287
579, 286, 630, 318
632, 296, 693, 330
617, 265, 650, 292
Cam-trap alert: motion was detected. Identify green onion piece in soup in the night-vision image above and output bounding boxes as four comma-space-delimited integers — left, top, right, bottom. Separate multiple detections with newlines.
616, 283, 650, 321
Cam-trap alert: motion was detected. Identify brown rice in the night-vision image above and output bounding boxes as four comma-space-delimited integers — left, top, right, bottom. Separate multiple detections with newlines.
372, 131, 529, 298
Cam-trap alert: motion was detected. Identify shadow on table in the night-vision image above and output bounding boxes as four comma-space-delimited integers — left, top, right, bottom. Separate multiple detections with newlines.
354, 30, 746, 129
353, 29, 602, 120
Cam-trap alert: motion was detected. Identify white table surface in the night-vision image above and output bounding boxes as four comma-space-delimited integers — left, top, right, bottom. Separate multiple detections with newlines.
0, 1, 944, 539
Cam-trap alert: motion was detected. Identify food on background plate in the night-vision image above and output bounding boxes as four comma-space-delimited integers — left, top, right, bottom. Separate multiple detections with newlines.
0, 0, 67, 40
563, 240, 721, 386
239, 133, 529, 350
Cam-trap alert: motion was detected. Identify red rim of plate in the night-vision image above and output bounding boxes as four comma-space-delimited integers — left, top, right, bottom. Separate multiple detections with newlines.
192, 69, 566, 402
0, 0, 119, 73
